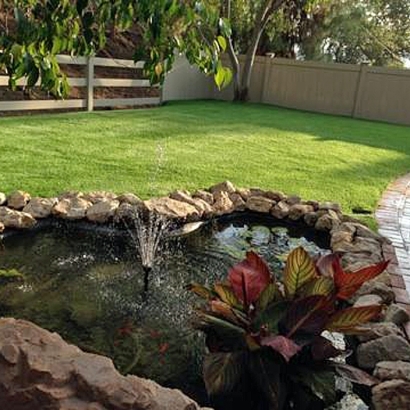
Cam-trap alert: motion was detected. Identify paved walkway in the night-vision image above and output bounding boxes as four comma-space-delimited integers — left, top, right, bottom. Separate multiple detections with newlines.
376, 174, 410, 309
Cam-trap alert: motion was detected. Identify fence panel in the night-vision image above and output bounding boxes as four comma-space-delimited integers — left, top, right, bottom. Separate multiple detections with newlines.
0, 55, 160, 114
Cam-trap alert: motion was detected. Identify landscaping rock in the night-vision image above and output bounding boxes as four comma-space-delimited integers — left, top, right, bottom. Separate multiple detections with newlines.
116, 193, 142, 205
264, 190, 286, 202
52, 198, 93, 220
285, 195, 301, 206
304, 212, 318, 226
288, 204, 314, 221
0, 207, 36, 229
357, 335, 410, 369
0, 192, 6, 206
319, 202, 342, 213
353, 294, 384, 307
374, 361, 410, 382
0, 222, 4, 233
23, 197, 58, 219
213, 191, 235, 215
114, 203, 140, 222
83, 191, 117, 204
384, 304, 410, 325
246, 196, 275, 213
316, 210, 340, 231
209, 180, 236, 195
355, 282, 395, 304
326, 394, 368, 410
271, 201, 290, 219
145, 197, 200, 220
193, 190, 214, 205
58, 190, 84, 200
229, 192, 246, 211
7, 190, 31, 210
357, 322, 405, 342
87, 200, 120, 223
170, 191, 213, 215
0, 318, 209, 410
372, 379, 410, 410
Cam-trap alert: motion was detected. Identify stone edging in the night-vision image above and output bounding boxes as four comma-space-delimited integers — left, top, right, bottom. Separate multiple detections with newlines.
1, 181, 410, 408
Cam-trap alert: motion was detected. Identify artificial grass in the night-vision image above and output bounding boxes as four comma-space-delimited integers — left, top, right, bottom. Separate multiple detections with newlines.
1, 100, 409, 220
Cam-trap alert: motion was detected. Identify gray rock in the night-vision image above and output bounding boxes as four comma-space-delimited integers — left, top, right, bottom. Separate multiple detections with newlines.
304, 212, 318, 226
288, 204, 314, 221
353, 294, 384, 307
384, 304, 410, 325
229, 192, 246, 211
0, 318, 208, 410
355, 282, 395, 304
246, 196, 275, 213
0, 221, 4, 233
7, 190, 31, 210
192, 190, 214, 205
374, 361, 410, 382
86, 200, 120, 223
170, 191, 213, 216
52, 198, 93, 220
264, 190, 286, 202
0, 192, 6, 206
319, 202, 342, 212
83, 191, 117, 204
212, 191, 235, 216
23, 197, 58, 219
357, 335, 410, 369
326, 394, 368, 410
209, 181, 236, 195
285, 195, 301, 206
357, 322, 405, 342
316, 210, 341, 231
372, 379, 410, 410
116, 193, 142, 205
271, 201, 290, 219
0, 207, 36, 229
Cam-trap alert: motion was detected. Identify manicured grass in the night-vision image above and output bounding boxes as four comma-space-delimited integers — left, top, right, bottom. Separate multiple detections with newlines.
1, 100, 409, 219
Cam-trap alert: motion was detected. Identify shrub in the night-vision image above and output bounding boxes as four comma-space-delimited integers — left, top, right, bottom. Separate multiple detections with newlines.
189, 247, 388, 409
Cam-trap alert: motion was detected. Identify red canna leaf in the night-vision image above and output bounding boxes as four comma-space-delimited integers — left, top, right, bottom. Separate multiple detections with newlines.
316, 253, 343, 278
261, 335, 302, 362
326, 305, 383, 332
284, 247, 317, 298
228, 251, 271, 306
280, 295, 330, 341
335, 260, 389, 300
310, 336, 341, 361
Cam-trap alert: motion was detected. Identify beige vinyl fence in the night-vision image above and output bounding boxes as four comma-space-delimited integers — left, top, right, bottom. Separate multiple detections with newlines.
0, 55, 160, 113
162, 55, 410, 126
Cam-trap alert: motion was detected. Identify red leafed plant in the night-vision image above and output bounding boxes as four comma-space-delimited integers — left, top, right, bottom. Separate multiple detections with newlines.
189, 248, 387, 410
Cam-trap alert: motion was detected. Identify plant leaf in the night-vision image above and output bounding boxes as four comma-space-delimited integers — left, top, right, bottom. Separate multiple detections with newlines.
332, 363, 379, 386
203, 352, 245, 395
187, 282, 214, 299
316, 253, 342, 277
248, 350, 287, 409
228, 251, 271, 306
254, 301, 290, 334
284, 247, 317, 298
261, 335, 301, 362
214, 282, 242, 309
280, 295, 330, 341
326, 305, 383, 332
256, 282, 282, 311
335, 260, 389, 300
310, 336, 341, 361
299, 277, 334, 297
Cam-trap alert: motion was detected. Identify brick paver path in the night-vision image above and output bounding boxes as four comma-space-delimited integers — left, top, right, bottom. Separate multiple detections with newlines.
376, 174, 410, 311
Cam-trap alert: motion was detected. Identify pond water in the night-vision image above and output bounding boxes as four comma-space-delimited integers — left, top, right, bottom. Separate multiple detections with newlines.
0, 214, 329, 405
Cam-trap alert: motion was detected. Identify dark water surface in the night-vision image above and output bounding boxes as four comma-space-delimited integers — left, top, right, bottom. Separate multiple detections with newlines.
0, 214, 329, 405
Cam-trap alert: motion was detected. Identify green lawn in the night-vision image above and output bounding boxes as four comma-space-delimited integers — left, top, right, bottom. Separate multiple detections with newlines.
1, 100, 409, 219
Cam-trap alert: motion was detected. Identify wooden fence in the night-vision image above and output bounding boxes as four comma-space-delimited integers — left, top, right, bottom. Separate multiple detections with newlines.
163, 55, 410, 126
0, 55, 160, 112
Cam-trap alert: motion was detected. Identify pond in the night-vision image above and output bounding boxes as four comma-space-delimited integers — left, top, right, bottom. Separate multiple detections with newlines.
0, 214, 329, 406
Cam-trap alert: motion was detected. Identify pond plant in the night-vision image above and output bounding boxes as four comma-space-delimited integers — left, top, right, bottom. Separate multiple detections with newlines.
189, 247, 388, 410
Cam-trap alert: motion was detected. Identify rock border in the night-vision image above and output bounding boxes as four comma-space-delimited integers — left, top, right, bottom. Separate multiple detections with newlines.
1, 181, 410, 408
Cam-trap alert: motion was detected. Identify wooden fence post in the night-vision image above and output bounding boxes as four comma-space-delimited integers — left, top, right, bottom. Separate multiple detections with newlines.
86, 56, 95, 112
352, 63, 368, 118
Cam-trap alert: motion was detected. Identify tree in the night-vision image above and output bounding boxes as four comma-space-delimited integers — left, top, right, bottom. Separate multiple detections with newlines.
0, 0, 232, 97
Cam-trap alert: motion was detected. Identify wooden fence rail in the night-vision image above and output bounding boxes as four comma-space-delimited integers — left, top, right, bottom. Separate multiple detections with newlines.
0, 55, 160, 113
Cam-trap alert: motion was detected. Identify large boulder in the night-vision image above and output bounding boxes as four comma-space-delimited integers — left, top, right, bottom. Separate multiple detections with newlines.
52, 198, 93, 220
23, 197, 58, 219
0, 318, 210, 410
0, 207, 36, 229
7, 190, 31, 210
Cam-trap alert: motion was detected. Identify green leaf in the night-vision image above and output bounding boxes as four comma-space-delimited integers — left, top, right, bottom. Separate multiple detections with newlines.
254, 301, 290, 334
214, 65, 225, 90
256, 282, 282, 311
187, 282, 214, 300
217, 35, 227, 51
214, 283, 242, 309
299, 277, 334, 297
203, 352, 245, 396
248, 350, 287, 409
284, 247, 317, 298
